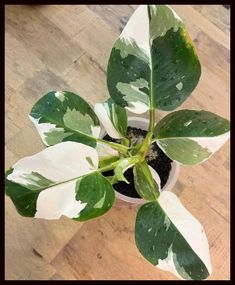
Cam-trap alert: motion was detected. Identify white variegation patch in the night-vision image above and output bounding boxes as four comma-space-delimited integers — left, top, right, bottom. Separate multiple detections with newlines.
148, 165, 161, 191
120, 5, 150, 55
157, 244, 183, 280
126, 101, 149, 114
55, 91, 65, 102
29, 115, 63, 146
116, 79, 150, 114
35, 180, 87, 219
158, 191, 212, 276
91, 125, 101, 138
193, 131, 230, 154
93, 192, 106, 209
176, 82, 183, 90
94, 103, 122, 139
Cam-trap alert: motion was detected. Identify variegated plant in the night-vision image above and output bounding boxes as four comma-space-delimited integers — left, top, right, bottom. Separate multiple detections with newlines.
5, 5, 230, 280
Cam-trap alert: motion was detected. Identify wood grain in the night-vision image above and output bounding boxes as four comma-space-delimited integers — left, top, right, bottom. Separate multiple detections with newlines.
5, 5, 230, 280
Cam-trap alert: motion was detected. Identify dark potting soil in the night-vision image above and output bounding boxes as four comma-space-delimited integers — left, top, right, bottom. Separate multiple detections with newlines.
102, 126, 172, 199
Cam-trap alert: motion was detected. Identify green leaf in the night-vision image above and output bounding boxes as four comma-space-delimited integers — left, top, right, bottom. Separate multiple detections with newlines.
29, 91, 100, 147
133, 161, 160, 200
74, 171, 115, 221
135, 192, 212, 280
94, 98, 127, 139
107, 5, 201, 114
154, 110, 230, 164
5, 142, 99, 220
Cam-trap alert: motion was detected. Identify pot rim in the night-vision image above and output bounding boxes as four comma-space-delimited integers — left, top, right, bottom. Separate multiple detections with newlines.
101, 116, 180, 204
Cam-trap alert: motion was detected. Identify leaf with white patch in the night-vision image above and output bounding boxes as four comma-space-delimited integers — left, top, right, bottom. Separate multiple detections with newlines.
135, 191, 212, 280
133, 162, 160, 200
94, 98, 127, 139
107, 5, 201, 114
74, 171, 115, 221
29, 91, 100, 147
5, 142, 99, 219
154, 110, 230, 164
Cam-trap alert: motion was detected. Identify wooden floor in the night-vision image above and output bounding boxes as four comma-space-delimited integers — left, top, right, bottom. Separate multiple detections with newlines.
5, 5, 230, 280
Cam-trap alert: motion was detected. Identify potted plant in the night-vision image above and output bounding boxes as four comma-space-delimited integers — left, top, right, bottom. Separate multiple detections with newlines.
5, 5, 230, 280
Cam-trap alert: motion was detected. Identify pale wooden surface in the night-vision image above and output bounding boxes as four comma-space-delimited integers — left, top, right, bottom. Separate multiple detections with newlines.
5, 5, 230, 280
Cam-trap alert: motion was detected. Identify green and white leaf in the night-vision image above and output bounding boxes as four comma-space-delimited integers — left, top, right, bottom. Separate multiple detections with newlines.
154, 110, 230, 165
5, 142, 101, 220
135, 191, 212, 280
107, 5, 201, 114
75, 171, 115, 221
29, 91, 100, 147
94, 98, 127, 139
133, 162, 160, 200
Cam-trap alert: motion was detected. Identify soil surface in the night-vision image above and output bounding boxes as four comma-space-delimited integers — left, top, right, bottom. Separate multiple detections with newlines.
102, 126, 172, 198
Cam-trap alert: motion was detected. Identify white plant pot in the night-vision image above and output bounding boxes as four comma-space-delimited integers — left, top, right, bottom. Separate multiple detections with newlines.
100, 116, 180, 204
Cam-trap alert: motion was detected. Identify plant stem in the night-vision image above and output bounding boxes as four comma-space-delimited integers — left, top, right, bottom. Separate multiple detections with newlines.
138, 109, 155, 159
97, 138, 129, 154
149, 108, 155, 133
119, 137, 130, 158
121, 137, 130, 148
98, 159, 121, 173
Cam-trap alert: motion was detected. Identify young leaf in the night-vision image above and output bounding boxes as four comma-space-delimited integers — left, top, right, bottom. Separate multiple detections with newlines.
29, 91, 100, 147
94, 98, 127, 139
5, 142, 100, 219
154, 110, 230, 164
74, 171, 115, 221
133, 162, 160, 200
135, 192, 212, 280
107, 5, 201, 114
114, 156, 140, 183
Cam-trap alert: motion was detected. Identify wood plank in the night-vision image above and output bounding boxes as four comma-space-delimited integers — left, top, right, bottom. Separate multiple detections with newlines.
72, 17, 117, 70
192, 5, 230, 36
87, 5, 134, 33
35, 5, 98, 38
5, 5, 84, 74
63, 53, 108, 105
